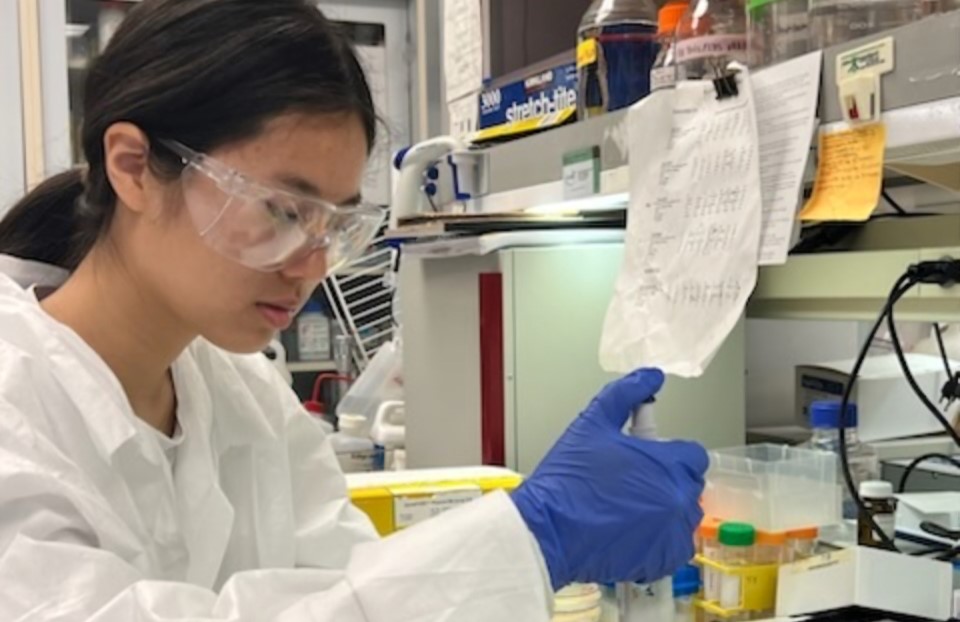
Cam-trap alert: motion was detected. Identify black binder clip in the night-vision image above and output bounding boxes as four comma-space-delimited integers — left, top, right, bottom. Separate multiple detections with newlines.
713, 72, 739, 100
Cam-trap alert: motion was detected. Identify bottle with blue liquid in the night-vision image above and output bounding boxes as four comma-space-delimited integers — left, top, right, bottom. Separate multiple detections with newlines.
577, 0, 660, 119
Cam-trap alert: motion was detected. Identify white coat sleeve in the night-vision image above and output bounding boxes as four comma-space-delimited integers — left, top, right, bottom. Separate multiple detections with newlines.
0, 396, 554, 622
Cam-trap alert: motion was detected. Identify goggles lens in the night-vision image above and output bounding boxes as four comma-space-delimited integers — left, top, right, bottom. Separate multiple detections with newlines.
168, 141, 384, 273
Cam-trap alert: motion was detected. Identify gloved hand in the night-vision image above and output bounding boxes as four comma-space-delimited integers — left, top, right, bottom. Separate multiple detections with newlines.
512, 368, 707, 591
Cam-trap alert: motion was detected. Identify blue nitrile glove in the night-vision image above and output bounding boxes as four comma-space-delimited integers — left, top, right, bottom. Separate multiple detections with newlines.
511, 368, 708, 591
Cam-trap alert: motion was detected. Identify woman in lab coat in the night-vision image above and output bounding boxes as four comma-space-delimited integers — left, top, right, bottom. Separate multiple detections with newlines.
0, 1, 707, 620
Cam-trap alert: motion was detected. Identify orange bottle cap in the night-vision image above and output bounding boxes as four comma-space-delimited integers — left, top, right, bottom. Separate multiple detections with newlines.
786, 527, 819, 540
756, 530, 788, 546
657, 1, 690, 35
698, 520, 720, 539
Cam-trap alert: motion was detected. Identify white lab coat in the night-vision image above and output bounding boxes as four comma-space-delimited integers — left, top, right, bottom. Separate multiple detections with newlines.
0, 273, 551, 621
0, 253, 70, 288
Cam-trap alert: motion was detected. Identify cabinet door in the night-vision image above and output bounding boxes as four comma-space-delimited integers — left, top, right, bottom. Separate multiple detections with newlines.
34, 0, 412, 210
34, 0, 135, 176
0, 1, 26, 216
316, 0, 413, 207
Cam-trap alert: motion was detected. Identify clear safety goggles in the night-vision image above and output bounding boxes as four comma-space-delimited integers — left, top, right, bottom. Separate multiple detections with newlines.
161, 140, 385, 273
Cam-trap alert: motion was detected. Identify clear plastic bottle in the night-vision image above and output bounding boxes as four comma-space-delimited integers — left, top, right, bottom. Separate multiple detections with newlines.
675, 0, 749, 81
698, 520, 722, 604
747, 0, 810, 68
577, 0, 660, 118
718, 523, 756, 614
672, 565, 701, 622
809, 0, 923, 49
802, 400, 879, 520
754, 531, 786, 619
754, 530, 787, 565
785, 527, 819, 562
650, 1, 691, 91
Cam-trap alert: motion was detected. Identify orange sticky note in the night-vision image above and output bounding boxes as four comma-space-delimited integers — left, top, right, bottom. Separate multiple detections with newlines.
800, 123, 886, 222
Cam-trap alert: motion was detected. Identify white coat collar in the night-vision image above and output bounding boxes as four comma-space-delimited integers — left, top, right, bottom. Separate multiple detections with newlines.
0, 254, 69, 289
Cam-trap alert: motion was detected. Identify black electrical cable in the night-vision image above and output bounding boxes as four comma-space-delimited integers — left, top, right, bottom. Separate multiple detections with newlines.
934, 323, 953, 380
886, 306, 960, 447
897, 452, 960, 492
837, 274, 916, 552
881, 187, 908, 216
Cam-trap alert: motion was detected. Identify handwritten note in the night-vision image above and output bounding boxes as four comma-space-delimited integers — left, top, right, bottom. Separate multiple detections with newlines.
599, 76, 763, 378
752, 52, 823, 264
443, 0, 484, 103
800, 123, 886, 222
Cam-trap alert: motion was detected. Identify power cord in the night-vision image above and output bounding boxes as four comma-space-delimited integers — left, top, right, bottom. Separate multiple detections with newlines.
897, 452, 960, 493
838, 275, 913, 552
881, 187, 908, 216
934, 324, 960, 408
837, 258, 960, 553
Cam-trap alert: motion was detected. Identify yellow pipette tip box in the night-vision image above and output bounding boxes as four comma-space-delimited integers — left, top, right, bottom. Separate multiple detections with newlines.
346, 467, 523, 536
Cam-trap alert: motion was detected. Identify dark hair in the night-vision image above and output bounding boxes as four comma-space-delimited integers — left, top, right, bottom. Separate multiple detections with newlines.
0, 0, 375, 271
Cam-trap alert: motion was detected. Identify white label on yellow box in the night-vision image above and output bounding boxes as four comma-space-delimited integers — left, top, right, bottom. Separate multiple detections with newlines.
393, 485, 482, 529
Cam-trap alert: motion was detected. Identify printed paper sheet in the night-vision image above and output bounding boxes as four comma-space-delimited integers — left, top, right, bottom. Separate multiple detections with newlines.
600, 77, 763, 378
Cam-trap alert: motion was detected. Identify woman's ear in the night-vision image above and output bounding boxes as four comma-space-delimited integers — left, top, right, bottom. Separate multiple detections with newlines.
103, 122, 153, 216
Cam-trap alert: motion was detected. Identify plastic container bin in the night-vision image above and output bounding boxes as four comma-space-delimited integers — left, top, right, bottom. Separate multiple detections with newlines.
703, 444, 843, 532
809, 0, 923, 48
747, 0, 809, 68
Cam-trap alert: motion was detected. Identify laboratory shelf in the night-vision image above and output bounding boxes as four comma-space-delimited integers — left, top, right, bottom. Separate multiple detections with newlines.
472, 10, 960, 204
748, 246, 960, 322
286, 360, 338, 374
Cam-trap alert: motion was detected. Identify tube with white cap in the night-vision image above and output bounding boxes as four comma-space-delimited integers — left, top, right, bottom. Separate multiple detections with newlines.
618, 399, 675, 622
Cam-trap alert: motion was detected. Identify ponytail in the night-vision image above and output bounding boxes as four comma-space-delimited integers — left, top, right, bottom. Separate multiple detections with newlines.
0, 169, 93, 271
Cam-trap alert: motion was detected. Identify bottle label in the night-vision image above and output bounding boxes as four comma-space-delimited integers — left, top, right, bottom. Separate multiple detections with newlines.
676, 35, 748, 64
577, 38, 598, 68
650, 66, 676, 91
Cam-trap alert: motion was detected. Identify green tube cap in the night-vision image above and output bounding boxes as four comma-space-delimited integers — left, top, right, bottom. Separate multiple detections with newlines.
719, 522, 756, 547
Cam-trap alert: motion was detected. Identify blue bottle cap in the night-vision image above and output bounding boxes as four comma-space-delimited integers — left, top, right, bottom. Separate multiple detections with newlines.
302, 299, 324, 314
673, 564, 700, 598
810, 400, 858, 429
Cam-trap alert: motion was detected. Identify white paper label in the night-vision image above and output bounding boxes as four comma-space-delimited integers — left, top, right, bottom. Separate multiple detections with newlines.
650, 66, 676, 91
720, 573, 742, 609
562, 157, 597, 200
837, 36, 894, 82
676, 35, 747, 64
393, 486, 481, 529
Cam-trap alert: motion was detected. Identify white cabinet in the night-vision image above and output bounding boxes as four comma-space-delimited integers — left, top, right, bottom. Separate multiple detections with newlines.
400, 243, 747, 474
